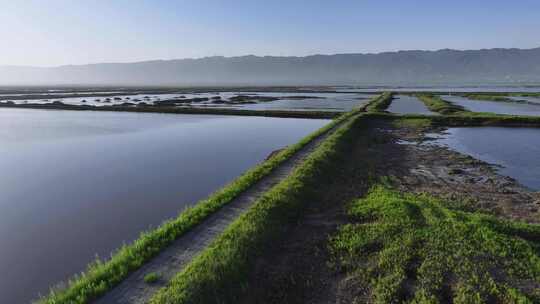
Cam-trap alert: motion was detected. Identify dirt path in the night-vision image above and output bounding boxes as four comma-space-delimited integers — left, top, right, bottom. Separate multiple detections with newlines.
94, 119, 345, 304
238, 126, 373, 304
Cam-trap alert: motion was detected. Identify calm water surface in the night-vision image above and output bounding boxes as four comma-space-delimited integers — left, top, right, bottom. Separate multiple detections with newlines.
0, 108, 328, 303
235, 92, 373, 111
443, 95, 540, 116
430, 127, 540, 190
387, 95, 437, 115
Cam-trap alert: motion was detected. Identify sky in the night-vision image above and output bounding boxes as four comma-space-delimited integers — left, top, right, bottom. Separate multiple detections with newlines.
1, 0, 539, 67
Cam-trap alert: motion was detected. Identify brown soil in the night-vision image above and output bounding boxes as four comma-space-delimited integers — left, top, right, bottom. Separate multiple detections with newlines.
238, 118, 540, 303
389, 121, 540, 223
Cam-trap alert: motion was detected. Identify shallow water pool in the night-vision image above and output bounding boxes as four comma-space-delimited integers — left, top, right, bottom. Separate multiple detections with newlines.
429, 127, 540, 190
387, 95, 437, 115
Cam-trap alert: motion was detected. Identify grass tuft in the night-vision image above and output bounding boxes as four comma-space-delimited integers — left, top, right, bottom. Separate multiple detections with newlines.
144, 272, 161, 284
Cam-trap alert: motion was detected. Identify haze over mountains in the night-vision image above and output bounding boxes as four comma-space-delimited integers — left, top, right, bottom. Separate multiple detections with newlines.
1, 47, 540, 86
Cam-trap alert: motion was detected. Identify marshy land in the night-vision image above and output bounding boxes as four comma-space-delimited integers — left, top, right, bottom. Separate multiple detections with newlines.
1, 86, 539, 303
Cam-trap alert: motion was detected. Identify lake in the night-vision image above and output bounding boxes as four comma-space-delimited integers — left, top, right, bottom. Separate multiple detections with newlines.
0, 108, 329, 303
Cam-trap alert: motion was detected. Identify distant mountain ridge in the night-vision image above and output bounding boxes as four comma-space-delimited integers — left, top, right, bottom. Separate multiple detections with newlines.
2, 47, 540, 86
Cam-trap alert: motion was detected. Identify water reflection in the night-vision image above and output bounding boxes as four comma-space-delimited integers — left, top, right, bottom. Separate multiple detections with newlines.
0, 108, 328, 303
388, 95, 437, 115
1, 91, 373, 112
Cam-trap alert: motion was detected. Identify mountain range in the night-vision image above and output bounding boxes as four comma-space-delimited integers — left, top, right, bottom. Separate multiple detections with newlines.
1, 47, 539, 86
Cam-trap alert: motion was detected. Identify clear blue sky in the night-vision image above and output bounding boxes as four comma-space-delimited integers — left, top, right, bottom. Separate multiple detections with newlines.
2, 0, 539, 66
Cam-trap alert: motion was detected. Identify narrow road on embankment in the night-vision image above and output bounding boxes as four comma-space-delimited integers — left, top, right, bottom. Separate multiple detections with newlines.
94, 116, 353, 304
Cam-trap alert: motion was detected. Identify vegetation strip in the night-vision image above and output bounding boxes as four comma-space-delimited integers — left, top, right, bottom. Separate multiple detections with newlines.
460, 93, 540, 106
365, 112, 540, 127
148, 110, 365, 304
40, 94, 376, 304
461, 93, 517, 103
440, 92, 540, 105
416, 94, 467, 114
364, 92, 394, 112
0, 103, 340, 119
430, 113, 540, 126
331, 184, 540, 303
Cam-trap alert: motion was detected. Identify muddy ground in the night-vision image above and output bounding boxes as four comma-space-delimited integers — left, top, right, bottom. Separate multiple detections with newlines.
239, 118, 540, 303
390, 121, 540, 223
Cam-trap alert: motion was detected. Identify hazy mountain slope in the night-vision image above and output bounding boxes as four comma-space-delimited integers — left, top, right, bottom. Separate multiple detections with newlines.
1, 48, 539, 86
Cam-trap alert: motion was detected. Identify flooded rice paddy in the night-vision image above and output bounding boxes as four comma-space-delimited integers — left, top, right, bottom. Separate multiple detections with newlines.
429, 127, 540, 190
0, 108, 328, 303
387, 95, 438, 115
443, 95, 540, 116
0, 91, 374, 112
229, 92, 374, 111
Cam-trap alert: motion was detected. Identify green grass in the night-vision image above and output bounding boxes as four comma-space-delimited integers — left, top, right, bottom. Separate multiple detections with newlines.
459, 92, 540, 104
364, 112, 540, 127
331, 184, 540, 303
144, 273, 161, 284
462, 94, 516, 103
416, 94, 467, 114
148, 113, 366, 304
365, 92, 394, 112
392, 118, 432, 129
516, 92, 540, 97
433, 112, 540, 126
39, 100, 369, 304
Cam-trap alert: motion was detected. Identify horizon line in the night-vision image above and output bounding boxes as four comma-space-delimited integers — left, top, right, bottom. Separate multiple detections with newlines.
2, 46, 539, 69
